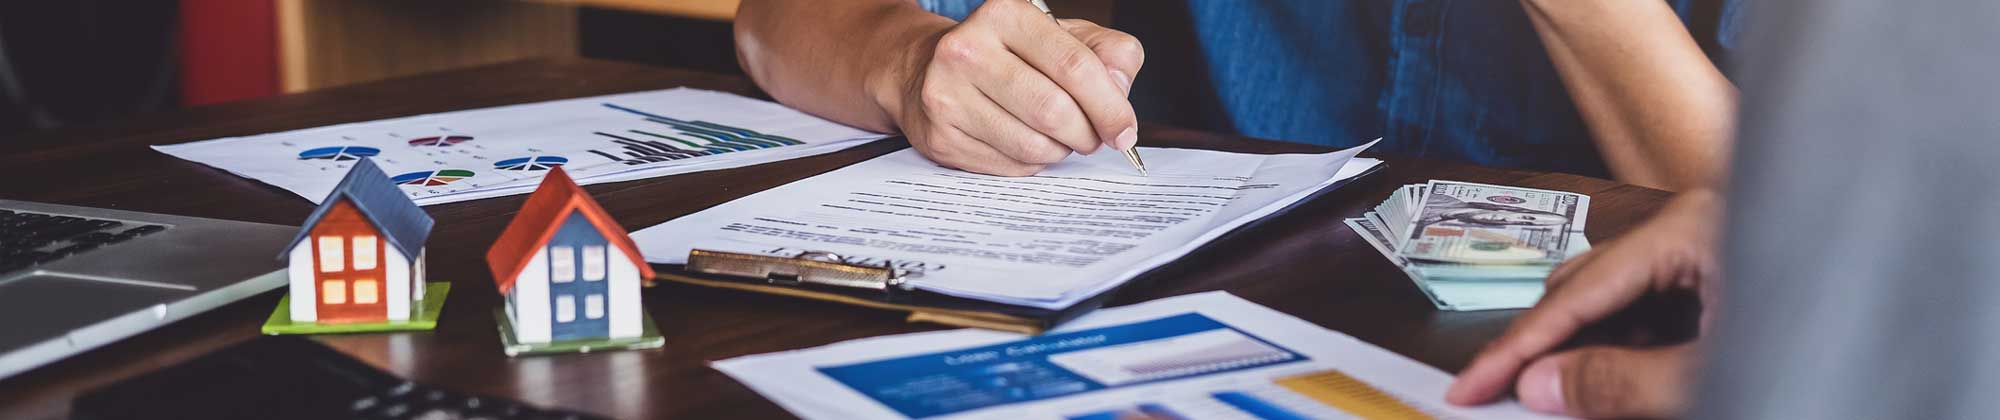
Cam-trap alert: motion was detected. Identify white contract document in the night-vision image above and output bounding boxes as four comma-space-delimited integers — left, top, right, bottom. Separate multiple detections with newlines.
631, 142, 1381, 309
155, 88, 888, 205
713, 291, 1566, 420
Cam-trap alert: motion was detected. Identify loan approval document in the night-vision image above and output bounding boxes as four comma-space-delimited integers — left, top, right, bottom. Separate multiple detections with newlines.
631, 141, 1381, 309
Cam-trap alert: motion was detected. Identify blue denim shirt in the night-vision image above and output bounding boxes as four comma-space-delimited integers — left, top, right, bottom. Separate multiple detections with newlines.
919, 0, 1743, 176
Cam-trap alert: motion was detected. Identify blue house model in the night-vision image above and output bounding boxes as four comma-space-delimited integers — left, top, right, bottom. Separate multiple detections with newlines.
485, 167, 651, 343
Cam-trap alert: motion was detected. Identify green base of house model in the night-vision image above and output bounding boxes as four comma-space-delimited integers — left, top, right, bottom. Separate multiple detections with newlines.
493, 308, 665, 357
261, 283, 452, 335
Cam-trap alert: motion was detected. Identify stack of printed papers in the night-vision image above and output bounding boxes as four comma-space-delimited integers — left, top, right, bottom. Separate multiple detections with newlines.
156, 88, 890, 206
632, 141, 1383, 310
714, 291, 1565, 419
1347, 181, 1591, 311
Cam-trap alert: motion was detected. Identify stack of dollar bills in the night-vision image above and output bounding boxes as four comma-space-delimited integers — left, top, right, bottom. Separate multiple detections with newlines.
1345, 180, 1592, 311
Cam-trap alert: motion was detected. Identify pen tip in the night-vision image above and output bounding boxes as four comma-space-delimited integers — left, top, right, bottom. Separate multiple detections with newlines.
1121, 148, 1147, 177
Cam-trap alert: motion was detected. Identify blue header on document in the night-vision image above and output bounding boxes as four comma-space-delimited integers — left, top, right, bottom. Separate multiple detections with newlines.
816, 313, 1308, 418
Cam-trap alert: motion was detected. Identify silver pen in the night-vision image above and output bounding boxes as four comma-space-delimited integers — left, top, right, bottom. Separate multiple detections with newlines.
1026, 0, 1148, 177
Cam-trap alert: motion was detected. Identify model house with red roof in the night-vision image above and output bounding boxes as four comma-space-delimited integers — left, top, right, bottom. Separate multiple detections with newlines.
487, 167, 652, 344
281, 158, 434, 324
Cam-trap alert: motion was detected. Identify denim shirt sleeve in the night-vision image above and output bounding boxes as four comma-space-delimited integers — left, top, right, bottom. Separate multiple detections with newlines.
918, 0, 984, 21
1668, 0, 1750, 73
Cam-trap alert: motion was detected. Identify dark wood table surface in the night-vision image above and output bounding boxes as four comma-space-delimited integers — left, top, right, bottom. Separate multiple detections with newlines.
0, 58, 1671, 419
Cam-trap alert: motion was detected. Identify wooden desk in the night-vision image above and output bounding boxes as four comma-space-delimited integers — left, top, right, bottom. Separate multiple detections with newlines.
0, 59, 1671, 419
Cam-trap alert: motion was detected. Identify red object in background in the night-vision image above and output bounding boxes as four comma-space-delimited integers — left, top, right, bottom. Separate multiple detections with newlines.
177, 0, 279, 106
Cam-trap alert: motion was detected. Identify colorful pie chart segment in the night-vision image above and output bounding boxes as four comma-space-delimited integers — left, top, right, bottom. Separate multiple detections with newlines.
298, 146, 382, 161
493, 156, 568, 171
391, 169, 476, 186
408, 135, 475, 147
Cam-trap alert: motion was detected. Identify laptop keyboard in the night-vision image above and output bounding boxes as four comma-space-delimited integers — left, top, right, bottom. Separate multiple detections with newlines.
0, 209, 169, 273
75, 335, 610, 420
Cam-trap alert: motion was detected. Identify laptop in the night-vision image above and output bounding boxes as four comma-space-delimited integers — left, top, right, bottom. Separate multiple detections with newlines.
0, 199, 294, 379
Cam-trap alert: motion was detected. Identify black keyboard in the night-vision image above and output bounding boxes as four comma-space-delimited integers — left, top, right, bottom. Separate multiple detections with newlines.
0, 208, 168, 273
75, 335, 610, 420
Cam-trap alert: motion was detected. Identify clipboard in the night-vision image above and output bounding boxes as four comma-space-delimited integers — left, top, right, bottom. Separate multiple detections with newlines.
644, 163, 1385, 334
647, 250, 1112, 335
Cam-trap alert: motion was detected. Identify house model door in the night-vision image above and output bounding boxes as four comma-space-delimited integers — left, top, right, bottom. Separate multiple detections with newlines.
547, 213, 610, 340
312, 201, 390, 322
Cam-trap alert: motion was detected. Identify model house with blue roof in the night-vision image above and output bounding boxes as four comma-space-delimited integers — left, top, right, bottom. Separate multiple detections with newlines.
280, 158, 434, 324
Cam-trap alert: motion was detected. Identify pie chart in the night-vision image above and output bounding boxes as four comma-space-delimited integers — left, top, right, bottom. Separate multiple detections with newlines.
408, 135, 474, 147
493, 156, 568, 171
391, 169, 476, 186
298, 146, 382, 161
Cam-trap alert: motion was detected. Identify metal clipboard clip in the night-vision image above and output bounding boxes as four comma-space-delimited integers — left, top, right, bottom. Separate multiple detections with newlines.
686, 249, 909, 293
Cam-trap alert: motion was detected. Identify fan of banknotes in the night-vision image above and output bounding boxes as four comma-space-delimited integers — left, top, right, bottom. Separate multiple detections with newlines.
1345, 180, 1592, 311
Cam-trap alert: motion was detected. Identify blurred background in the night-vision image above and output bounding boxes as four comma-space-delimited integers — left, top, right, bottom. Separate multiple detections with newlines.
0, 0, 737, 137
0, 0, 1114, 138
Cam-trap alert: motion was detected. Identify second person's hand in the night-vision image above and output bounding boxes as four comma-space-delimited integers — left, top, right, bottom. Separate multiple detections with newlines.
1446, 189, 1724, 418
875, 0, 1144, 176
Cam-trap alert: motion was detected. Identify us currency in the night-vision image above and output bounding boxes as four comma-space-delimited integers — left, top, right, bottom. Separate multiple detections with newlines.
1373, 184, 1425, 249
1397, 181, 1589, 265
1346, 214, 1590, 311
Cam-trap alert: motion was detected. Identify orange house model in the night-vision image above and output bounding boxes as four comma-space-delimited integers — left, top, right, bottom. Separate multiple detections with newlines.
487, 166, 652, 343
281, 159, 434, 324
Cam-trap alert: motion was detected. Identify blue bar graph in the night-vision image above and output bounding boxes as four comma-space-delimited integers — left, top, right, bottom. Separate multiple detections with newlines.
1213, 391, 1311, 420
588, 103, 811, 165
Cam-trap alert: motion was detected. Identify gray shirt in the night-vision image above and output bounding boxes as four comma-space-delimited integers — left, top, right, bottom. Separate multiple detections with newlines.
1698, 1, 2000, 419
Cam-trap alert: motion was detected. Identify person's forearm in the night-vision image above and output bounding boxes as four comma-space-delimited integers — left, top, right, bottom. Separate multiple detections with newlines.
1519, 0, 1737, 191
734, 0, 951, 133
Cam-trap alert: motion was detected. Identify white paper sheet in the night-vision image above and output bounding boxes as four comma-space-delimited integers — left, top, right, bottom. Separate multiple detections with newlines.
713, 291, 1566, 420
631, 142, 1381, 309
154, 88, 888, 205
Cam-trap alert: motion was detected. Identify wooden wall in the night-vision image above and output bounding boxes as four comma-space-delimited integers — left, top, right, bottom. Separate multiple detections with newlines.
275, 0, 1115, 93
277, 0, 579, 93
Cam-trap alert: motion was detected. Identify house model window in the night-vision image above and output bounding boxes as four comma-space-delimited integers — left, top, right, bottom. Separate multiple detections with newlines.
551, 246, 575, 283
585, 294, 604, 319
352, 235, 377, 270
318, 236, 344, 272
323, 280, 346, 304
555, 295, 576, 323
582, 245, 606, 281
354, 279, 379, 304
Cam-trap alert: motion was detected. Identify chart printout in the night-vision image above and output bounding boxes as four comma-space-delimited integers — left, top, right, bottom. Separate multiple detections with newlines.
155, 88, 888, 205
713, 291, 1566, 420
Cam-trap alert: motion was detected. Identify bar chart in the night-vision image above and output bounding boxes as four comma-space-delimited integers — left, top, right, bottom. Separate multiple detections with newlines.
585, 103, 809, 165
